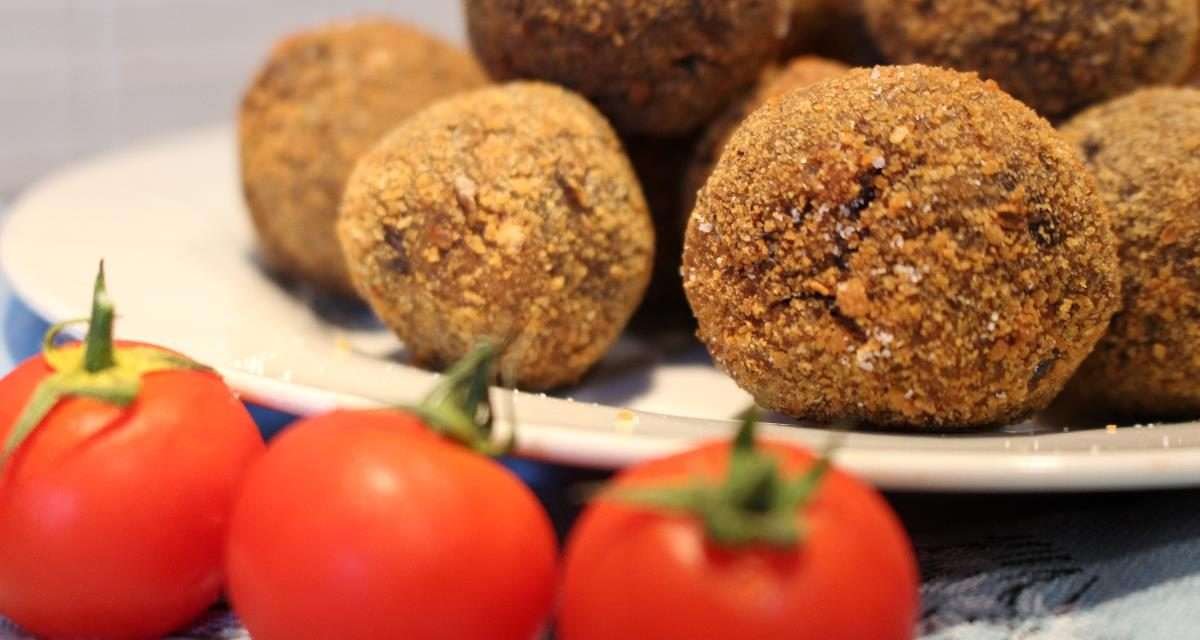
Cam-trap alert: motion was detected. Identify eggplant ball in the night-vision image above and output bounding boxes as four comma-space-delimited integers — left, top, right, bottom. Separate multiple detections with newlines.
683, 65, 1121, 429
1060, 88, 1200, 419
239, 19, 489, 296
684, 56, 849, 217
864, 0, 1199, 119
338, 83, 655, 389
463, 0, 789, 136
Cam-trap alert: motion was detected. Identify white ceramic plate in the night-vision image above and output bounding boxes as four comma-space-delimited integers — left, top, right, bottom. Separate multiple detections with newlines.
4, 125, 1199, 492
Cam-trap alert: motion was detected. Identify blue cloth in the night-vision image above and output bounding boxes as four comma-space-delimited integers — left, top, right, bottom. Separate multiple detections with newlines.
4, 211, 1200, 639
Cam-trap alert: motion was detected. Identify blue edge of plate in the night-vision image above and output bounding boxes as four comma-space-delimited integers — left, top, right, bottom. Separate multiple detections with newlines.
1, 294, 598, 539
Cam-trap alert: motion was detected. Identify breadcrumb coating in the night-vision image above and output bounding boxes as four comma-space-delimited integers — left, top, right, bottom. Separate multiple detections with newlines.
684, 56, 849, 218
864, 0, 1199, 119
683, 65, 1121, 429
464, 0, 789, 135
1060, 88, 1200, 419
339, 83, 655, 389
240, 19, 488, 296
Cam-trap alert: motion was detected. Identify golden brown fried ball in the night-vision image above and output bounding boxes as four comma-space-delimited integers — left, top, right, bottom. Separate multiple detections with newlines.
240, 19, 489, 296
1059, 88, 1200, 419
864, 0, 1199, 120
464, 0, 789, 136
339, 83, 655, 389
684, 56, 849, 217
683, 65, 1121, 429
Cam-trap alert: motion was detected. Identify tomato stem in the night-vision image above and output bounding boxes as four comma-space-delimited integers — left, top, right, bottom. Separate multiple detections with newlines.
82, 263, 117, 373
2, 266, 212, 465
604, 410, 836, 549
415, 342, 513, 456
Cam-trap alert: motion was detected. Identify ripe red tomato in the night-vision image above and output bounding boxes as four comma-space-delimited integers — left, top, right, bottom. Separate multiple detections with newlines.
0, 348, 264, 640
559, 433, 919, 640
226, 409, 558, 640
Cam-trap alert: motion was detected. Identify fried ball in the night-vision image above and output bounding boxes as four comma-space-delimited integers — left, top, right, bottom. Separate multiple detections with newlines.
1059, 88, 1200, 419
339, 83, 655, 389
240, 19, 489, 296
683, 65, 1121, 429
684, 56, 849, 216
864, 0, 1199, 119
464, 0, 789, 136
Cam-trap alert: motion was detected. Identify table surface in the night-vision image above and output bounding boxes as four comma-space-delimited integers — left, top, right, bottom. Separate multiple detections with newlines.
3, 200, 1200, 640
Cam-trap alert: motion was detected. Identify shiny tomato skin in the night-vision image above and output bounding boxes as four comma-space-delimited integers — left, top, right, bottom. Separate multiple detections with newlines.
226, 410, 558, 640
559, 440, 919, 640
0, 349, 266, 640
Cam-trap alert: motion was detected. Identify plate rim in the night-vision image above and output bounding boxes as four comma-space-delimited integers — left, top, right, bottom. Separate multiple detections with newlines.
4, 124, 1200, 493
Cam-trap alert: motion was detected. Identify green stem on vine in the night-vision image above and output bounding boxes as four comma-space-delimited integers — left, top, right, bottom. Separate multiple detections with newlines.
82, 262, 117, 373
414, 342, 512, 456
3, 263, 214, 465
603, 409, 836, 549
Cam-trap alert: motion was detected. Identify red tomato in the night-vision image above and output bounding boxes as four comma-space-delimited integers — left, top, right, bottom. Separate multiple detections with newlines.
0, 347, 265, 640
559, 439, 919, 640
226, 409, 558, 640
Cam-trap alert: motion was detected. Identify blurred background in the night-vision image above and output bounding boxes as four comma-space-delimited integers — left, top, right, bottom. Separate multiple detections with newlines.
0, 1, 460, 195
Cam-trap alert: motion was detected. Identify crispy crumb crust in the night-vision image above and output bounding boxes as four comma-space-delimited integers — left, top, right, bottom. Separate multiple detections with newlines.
864, 0, 1199, 120
339, 82, 655, 389
1060, 88, 1200, 419
683, 65, 1121, 429
464, 0, 788, 136
684, 56, 849, 218
239, 19, 488, 296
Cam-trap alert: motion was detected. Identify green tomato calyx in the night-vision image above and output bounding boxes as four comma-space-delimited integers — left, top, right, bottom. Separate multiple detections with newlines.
414, 342, 515, 457
2, 263, 211, 462
605, 410, 834, 549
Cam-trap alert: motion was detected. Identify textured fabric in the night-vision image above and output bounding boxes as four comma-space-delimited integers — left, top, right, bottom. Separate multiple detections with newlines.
902, 492, 1200, 639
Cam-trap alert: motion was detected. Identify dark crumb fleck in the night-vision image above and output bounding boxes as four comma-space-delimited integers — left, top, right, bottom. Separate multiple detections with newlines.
1029, 356, 1059, 390
382, 225, 410, 274
845, 169, 881, 219
1027, 215, 1064, 248
828, 300, 869, 342
555, 171, 590, 215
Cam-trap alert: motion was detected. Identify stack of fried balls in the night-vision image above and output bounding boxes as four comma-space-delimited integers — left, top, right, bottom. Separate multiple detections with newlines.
238, 0, 1200, 428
